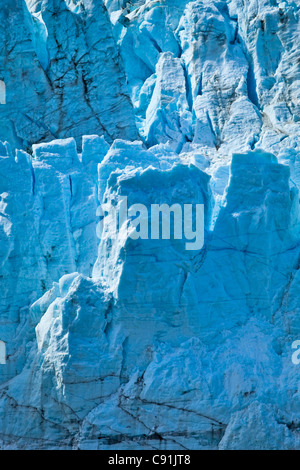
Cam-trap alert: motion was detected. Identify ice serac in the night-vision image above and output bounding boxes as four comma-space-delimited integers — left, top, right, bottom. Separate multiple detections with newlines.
0, 0, 138, 151
108, 0, 300, 160
1, 0, 300, 451
0, 137, 102, 383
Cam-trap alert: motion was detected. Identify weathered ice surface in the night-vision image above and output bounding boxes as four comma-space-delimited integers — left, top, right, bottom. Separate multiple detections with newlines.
0, 0, 138, 151
1, 0, 300, 450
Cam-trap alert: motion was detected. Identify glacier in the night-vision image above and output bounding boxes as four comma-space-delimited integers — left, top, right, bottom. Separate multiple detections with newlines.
0, 0, 300, 450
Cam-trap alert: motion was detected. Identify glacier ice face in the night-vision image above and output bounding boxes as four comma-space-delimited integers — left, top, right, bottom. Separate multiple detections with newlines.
1, 141, 300, 450
0, 0, 138, 151
1, 0, 300, 450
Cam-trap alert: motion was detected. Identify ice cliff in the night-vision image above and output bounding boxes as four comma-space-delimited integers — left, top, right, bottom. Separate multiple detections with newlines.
0, 0, 300, 450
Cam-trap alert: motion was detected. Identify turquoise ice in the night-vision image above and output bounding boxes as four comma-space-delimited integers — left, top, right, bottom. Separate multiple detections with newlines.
0, 0, 300, 450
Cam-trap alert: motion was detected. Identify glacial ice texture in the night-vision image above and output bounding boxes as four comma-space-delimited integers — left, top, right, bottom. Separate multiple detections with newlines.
0, 0, 300, 450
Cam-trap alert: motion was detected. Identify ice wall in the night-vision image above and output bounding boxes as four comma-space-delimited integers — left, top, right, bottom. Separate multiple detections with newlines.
1, 0, 300, 450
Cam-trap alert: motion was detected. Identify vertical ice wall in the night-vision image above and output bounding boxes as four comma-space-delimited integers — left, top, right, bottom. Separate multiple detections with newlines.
0, 0, 300, 450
